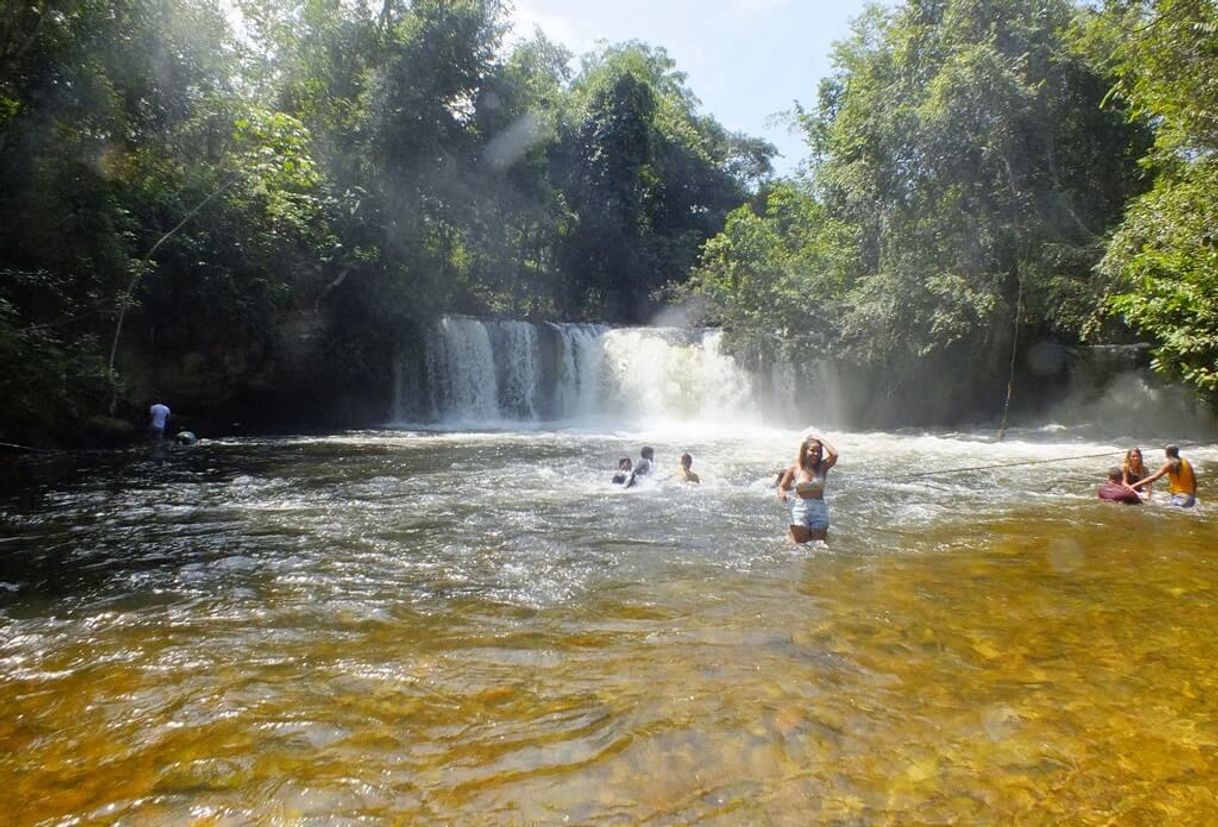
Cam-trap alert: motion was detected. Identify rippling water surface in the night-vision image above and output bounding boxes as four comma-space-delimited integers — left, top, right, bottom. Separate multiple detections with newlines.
2, 426, 1217, 823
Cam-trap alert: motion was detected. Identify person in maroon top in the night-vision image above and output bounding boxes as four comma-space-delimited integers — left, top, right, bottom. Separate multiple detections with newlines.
1098, 466, 1142, 505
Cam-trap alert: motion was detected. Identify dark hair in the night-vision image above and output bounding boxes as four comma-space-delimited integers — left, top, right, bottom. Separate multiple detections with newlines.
641, 446, 654, 460
1108, 466, 1123, 481
1165, 444, 1180, 458
680, 452, 692, 465
618, 457, 632, 469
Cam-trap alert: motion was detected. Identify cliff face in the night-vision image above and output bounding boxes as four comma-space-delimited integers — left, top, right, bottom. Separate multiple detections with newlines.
116, 309, 393, 437
84, 313, 1218, 444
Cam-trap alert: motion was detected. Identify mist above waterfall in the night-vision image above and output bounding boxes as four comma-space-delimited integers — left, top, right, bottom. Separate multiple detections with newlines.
388, 317, 1218, 440
1040, 369, 1218, 445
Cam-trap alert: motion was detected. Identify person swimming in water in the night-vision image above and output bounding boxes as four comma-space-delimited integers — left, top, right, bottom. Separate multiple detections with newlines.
678, 452, 700, 483
611, 457, 632, 484
1098, 466, 1142, 505
777, 431, 839, 544
1122, 447, 1152, 500
626, 446, 655, 488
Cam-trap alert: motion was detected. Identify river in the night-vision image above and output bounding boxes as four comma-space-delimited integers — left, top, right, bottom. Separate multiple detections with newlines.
2, 421, 1216, 823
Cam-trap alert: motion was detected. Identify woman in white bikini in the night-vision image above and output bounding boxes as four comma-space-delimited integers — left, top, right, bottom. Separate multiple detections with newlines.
777, 431, 839, 544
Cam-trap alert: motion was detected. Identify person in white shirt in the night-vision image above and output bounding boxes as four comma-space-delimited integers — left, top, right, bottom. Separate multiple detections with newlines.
148, 402, 171, 439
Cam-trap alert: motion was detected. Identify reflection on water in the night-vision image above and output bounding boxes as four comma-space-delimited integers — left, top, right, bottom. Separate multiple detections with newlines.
2, 428, 1216, 823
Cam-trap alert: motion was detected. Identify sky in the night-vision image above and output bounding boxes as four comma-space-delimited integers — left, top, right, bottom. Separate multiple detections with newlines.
508, 0, 880, 176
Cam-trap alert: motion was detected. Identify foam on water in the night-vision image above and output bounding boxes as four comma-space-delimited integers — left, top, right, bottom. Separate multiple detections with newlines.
3, 426, 1217, 822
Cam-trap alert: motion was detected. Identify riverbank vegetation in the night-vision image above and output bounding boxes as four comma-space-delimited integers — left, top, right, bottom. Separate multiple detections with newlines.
688, 0, 1218, 423
1, 0, 1214, 442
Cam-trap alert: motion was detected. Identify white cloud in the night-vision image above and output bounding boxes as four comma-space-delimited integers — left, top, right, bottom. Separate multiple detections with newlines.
724, 0, 791, 15
508, 1, 601, 54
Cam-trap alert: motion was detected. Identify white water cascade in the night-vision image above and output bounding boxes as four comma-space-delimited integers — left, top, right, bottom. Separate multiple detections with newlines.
424, 316, 499, 421
395, 317, 818, 426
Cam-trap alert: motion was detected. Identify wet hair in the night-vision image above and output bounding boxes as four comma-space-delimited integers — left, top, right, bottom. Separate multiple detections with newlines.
680, 452, 692, 466
1165, 444, 1180, 458
618, 457, 632, 469
641, 446, 654, 460
1108, 466, 1123, 482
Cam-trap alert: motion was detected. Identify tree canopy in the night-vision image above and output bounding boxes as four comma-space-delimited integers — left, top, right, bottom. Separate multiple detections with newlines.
2, 0, 1216, 441
687, 0, 1218, 420
1092, 0, 1218, 396
0, 0, 774, 441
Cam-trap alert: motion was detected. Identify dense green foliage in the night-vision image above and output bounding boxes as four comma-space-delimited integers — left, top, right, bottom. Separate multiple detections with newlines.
688, 0, 1170, 421
1093, 0, 1218, 396
0, 0, 772, 441
3, 0, 1216, 441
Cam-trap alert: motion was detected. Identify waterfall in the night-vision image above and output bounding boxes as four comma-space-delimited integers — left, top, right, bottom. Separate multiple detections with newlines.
425, 316, 499, 422
395, 316, 838, 427
489, 320, 541, 419
550, 322, 607, 419
598, 328, 757, 422
386, 322, 1217, 434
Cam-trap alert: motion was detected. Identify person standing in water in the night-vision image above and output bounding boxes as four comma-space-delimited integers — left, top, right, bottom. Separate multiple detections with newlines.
1132, 444, 1198, 507
678, 452, 700, 483
777, 431, 838, 543
148, 401, 171, 440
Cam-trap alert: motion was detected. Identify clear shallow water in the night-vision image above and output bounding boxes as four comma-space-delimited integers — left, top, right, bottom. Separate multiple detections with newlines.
2, 427, 1216, 823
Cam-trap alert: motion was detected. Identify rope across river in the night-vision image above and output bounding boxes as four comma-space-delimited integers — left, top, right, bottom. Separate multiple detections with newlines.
878, 449, 1121, 482
840, 441, 1208, 485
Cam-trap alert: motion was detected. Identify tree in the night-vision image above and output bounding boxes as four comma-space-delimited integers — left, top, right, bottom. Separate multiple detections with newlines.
689, 0, 1148, 424
811, 0, 1145, 363
561, 68, 657, 319
0, 0, 239, 437
557, 42, 775, 322
0, 0, 779, 440
1091, 0, 1218, 402
686, 182, 857, 357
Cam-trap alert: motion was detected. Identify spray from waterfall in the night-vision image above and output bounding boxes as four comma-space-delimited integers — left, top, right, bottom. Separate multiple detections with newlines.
394, 316, 838, 428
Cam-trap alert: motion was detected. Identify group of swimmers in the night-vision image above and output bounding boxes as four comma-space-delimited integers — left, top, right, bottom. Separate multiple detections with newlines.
612, 433, 1199, 549
1098, 444, 1198, 507
610, 430, 838, 546
611, 446, 701, 488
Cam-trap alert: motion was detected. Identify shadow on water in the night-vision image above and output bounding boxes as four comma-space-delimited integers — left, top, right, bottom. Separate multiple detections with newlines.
0, 443, 282, 607
0, 434, 594, 611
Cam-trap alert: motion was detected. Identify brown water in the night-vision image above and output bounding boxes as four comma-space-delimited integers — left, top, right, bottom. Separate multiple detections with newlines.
2, 429, 1216, 823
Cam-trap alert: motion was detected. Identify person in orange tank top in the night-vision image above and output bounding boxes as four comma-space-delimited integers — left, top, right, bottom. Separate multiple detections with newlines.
1132, 445, 1198, 508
